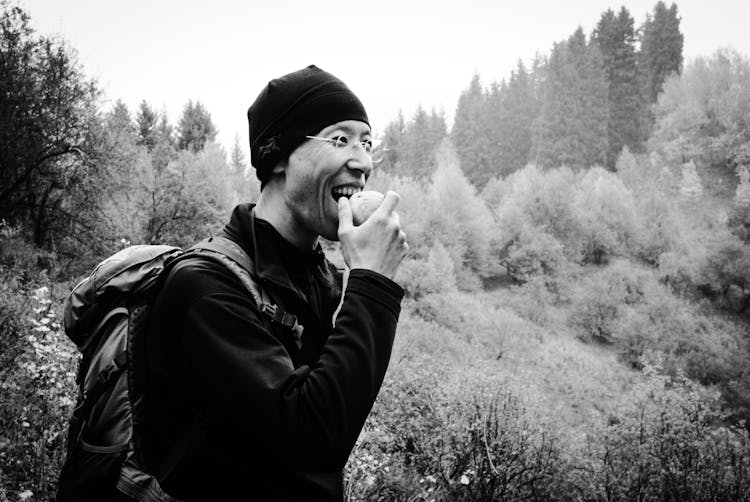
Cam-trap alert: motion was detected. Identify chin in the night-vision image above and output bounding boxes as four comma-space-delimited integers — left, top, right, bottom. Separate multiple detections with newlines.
321, 228, 340, 242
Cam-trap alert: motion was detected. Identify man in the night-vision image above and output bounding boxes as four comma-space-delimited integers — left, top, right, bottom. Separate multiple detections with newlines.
145, 65, 407, 501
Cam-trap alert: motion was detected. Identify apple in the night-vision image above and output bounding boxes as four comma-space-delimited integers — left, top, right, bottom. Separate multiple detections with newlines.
349, 190, 384, 226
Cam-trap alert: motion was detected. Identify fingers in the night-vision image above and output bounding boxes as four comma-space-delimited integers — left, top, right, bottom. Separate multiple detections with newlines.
337, 196, 354, 234
376, 190, 400, 216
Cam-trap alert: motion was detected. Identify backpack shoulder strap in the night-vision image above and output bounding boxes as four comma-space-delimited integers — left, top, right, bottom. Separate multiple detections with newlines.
187, 236, 302, 337
188, 236, 267, 308
152, 236, 303, 484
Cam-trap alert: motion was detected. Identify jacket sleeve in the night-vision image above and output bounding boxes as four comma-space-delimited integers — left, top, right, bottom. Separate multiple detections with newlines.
161, 259, 403, 470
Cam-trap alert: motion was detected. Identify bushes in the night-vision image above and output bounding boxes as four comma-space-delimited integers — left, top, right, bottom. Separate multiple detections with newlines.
504, 226, 567, 282
347, 357, 750, 501
572, 367, 750, 501
0, 230, 78, 501
567, 258, 750, 423
0, 284, 77, 501
346, 367, 565, 502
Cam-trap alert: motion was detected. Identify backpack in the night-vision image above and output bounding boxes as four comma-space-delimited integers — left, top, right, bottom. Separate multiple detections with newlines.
56, 236, 302, 502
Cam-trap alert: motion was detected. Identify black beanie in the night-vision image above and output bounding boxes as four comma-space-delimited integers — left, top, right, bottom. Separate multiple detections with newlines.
247, 65, 369, 185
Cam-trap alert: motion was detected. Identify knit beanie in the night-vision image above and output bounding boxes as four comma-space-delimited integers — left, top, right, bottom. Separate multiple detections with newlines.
247, 65, 369, 185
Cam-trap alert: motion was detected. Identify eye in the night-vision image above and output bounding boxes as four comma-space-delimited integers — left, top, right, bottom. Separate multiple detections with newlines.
331, 135, 349, 148
361, 139, 373, 153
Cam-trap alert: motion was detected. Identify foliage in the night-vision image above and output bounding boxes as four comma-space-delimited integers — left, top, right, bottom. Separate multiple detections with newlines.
573, 167, 639, 263
504, 226, 566, 282
377, 107, 446, 180
0, 230, 77, 501
427, 141, 495, 287
3, 2, 750, 500
135, 100, 159, 152
396, 241, 457, 299
493, 164, 587, 276
573, 366, 750, 501
593, 7, 645, 167
451, 73, 496, 188
638, 1, 684, 104
140, 142, 232, 247
486, 61, 539, 179
0, 1, 109, 266
346, 366, 565, 502
176, 99, 217, 153
532, 28, 609, 169
650, 49, 750, 195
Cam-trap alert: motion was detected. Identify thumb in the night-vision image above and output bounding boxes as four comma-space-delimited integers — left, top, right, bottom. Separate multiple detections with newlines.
337, 196, 354, 234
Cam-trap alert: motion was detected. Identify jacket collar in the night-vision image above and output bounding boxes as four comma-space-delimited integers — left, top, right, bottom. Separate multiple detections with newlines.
220, 203, 331, 297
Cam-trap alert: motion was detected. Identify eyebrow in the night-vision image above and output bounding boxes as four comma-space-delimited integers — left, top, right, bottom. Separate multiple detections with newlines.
330, 124, 371, 137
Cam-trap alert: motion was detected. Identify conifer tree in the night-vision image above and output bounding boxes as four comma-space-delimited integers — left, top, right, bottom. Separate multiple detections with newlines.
451, 73, 494, 188
230, 134, 246, 174
489, 61, 538, 177
136, 100, 159, 152
594, 7, 643, 168
377, 110, 405, 174
532, 28, 609, 168
176, 100, 218, 152
380, 107, 446, 180
108, 100, 135, 136
400, 105, 446, 180
639, 1, 684, 104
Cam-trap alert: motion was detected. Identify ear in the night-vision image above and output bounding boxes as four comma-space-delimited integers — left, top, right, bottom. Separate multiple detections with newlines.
271, 157, 288, 175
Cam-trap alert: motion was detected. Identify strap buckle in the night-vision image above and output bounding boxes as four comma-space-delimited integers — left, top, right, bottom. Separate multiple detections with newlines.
260, 303, 304, 349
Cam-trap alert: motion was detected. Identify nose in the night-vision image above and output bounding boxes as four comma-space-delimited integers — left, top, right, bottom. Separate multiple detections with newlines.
347, 149, 373, 179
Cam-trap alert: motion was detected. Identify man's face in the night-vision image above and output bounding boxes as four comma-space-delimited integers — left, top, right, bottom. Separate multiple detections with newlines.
280, 120, 373, 244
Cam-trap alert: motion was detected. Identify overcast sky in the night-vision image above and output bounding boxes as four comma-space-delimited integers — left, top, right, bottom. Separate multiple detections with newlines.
20, 0, 750, 154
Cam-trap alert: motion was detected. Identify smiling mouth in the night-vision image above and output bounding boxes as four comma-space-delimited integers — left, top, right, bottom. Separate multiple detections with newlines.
331, 185, 362, 202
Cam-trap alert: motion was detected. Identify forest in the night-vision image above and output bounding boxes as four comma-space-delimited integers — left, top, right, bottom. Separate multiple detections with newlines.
2, 0, 750, 500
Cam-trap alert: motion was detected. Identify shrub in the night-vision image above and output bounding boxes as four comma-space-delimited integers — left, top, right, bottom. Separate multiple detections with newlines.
346, 367, 565, 502
568, 259, 658, 344
572, 366, 750, 501
410, 291, 507, 358
572, 168, 639, 264
496, 165, 579, 256
632, 186, 680, 265
396, 241, 457, 299
503, 225, 567, 282
0, 285, 78, 501
427, 141, 495, 281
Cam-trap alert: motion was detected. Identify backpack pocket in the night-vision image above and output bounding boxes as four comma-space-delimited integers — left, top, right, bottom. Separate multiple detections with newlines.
57, 441, 128, 501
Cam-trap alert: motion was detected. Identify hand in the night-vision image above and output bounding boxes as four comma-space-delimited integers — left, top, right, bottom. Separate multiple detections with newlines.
337, 191, 408, 280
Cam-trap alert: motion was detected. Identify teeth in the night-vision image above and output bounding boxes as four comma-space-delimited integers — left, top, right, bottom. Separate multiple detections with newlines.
331, 186, 362, 199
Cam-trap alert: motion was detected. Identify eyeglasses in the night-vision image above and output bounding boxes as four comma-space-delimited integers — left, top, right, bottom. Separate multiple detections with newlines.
305, 135, 373, 156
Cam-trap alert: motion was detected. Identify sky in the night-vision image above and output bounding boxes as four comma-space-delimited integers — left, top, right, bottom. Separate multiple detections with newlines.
19, 0, 750, 155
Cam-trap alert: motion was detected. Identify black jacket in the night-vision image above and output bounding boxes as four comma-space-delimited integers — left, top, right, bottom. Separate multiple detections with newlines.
145, 204, 403, 501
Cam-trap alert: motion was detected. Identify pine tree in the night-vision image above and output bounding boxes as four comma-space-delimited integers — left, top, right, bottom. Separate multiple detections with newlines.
230, 134, 246, 174
136, 100, 159, 152
377, 110, 405, 174
401, 106, 435, 180
108, 100, 135, 135
490, 61, 538, 177
639, 1, 684, 104
532, 28, 609, 168
176, 100, 218, 152
451, 73, 494, 188
381, 106, 447, 180
594, 7, 643, 168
